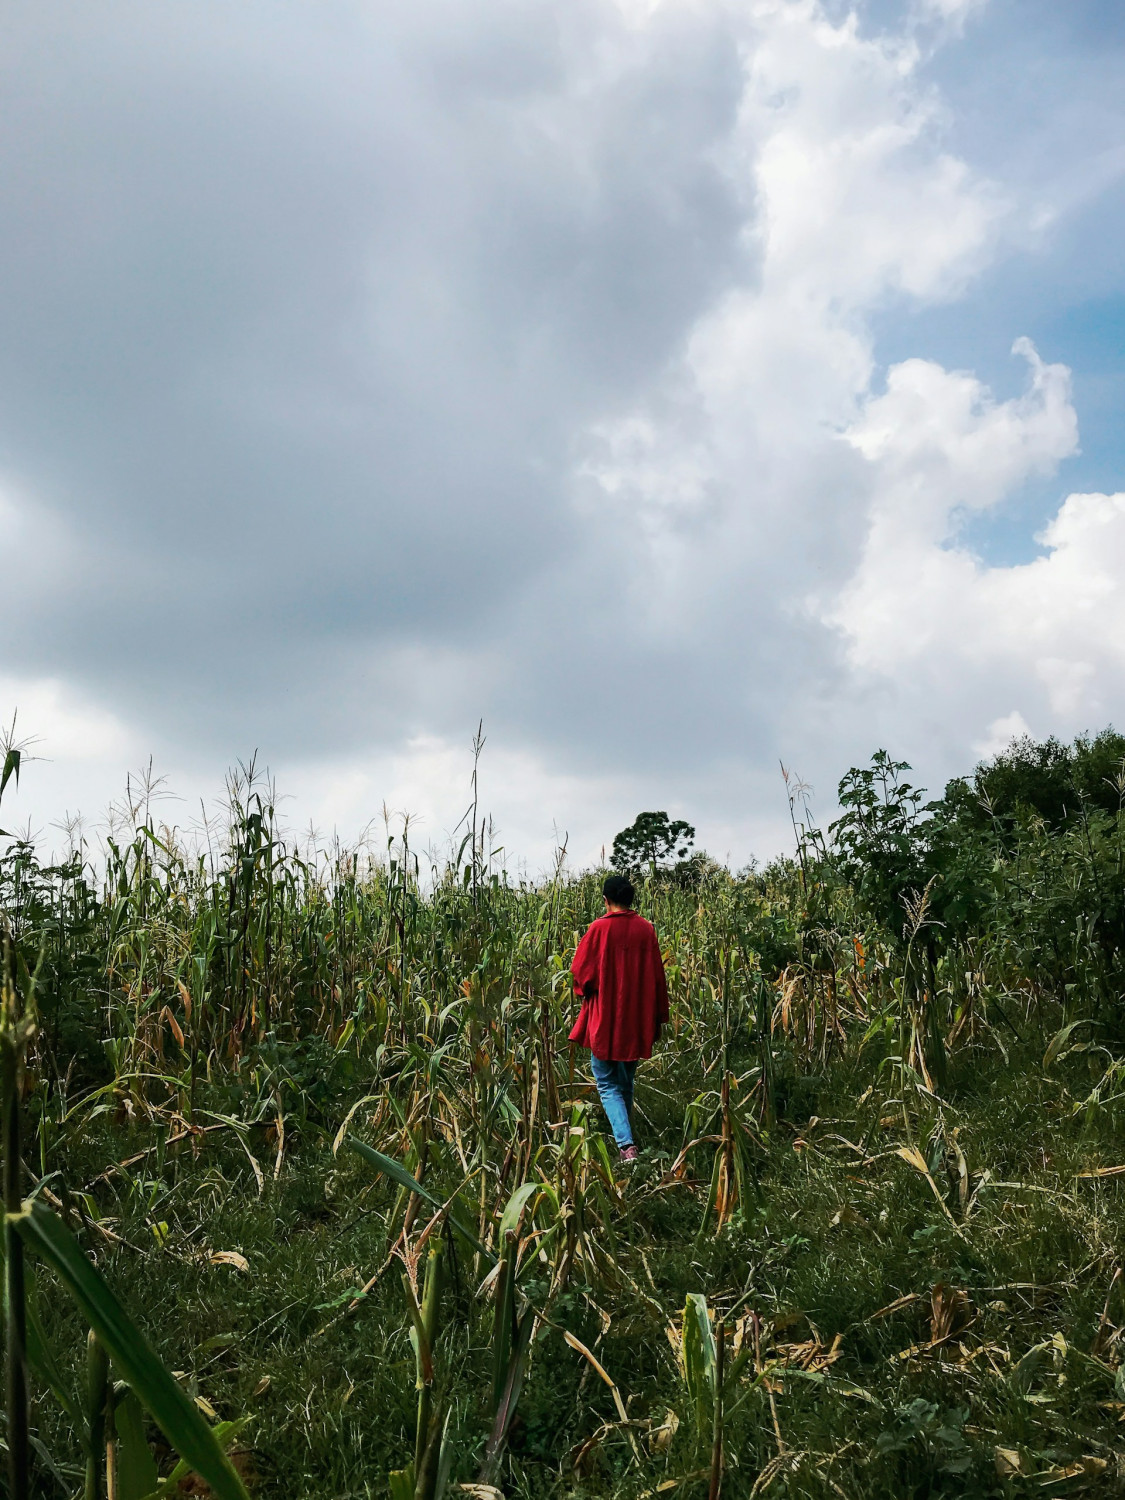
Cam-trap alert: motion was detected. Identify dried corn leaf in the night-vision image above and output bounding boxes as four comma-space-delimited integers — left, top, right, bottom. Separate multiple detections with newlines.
869, 1293, 923, 1321
930, 1284, 970, 1344
1040, 1457, 1107, 1483
648, 1409, 680, 1454
894, 1146, 962, 1230
210, 1251, 249, 1272
775, 1333, 843, 1373
994, 1447, 1024, 1477
830, 1205, 869, 1230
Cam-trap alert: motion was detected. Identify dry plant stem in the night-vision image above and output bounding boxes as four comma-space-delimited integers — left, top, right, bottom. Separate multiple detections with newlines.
272, 1088, 285, 1180
752, 1311, 784, 1455
1092, 1265, 1123, 1357
491, 1231, 518, 1412
105, 1383, 117, 1500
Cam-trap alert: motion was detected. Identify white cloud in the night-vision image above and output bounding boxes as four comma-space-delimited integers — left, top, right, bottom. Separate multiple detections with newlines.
839, 340, 1078, 594
744, 6, 998, 306
831, 338, 1125, 757
914, 0, 986, 31
0, 676, 142, 850
572, 2, 1122, 825
976, 710, 1033, 759
0, 678, 133, 765
576, 0, 1008, 658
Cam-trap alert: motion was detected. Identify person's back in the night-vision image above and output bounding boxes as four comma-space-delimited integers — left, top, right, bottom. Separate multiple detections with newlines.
569, 874, 668, 1162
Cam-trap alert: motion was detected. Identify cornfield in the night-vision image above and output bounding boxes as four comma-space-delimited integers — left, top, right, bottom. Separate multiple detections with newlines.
5, 731, 1125, 1498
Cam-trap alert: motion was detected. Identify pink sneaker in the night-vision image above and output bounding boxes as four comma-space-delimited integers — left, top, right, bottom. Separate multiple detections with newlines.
620, 1145, 638, 1163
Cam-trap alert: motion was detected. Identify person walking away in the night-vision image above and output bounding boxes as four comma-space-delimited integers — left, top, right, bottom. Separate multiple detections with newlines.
569, 874, 668, 1163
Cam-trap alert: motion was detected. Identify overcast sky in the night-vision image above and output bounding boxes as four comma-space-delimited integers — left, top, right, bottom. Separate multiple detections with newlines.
2, 0, 1124, 872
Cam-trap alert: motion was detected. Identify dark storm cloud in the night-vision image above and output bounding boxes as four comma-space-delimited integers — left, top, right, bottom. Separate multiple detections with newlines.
0, 0, 751, 750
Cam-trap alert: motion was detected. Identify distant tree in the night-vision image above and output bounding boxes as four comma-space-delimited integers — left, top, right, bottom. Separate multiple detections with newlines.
830, 751, 928, 941
830, 731, 1125, 952
830, 749, 1002, 946
952, 729, 1125, 834
611, 811, 695, 880
667, 848, 726, 890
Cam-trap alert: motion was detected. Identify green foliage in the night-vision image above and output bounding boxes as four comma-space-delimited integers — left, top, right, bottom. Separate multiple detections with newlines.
12, 1202, 250, 1500
113, 1390, 159, 1500
947, 727, 1125, 835
680, 1293, 717, 1436
827, 733, 1125, 1024
831, 750, 927, 944
4, 728, 1125, 1495
873, 1398, 972, 1476
610, 811, 695, 879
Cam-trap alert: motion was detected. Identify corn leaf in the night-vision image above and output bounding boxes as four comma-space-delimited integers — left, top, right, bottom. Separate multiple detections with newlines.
497, 1181, 541, 1241
480, 1311, 537, 1482
1010, 1340, 1050, 1395
346, 1137, 494, 1263
388, 1463, 415, 1500
682, 1294, 716, 1432
332, 1095, 381, 1157
562, 1329, 628, 1423
893, 1146, 963, 1231
1044, 1019, 1091, 1069
115, 1391, 160, 1500
773, 1365, 881, 1405
0, 746, 20, 800
10, 1200, 250, 1500
137, 1418, 251, 1499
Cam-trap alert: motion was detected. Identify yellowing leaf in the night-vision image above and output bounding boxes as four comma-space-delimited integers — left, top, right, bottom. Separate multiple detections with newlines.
830, 1205, 869, 1230
893, 1147, 962, 1230
563, 1331, 628, 1423
160, 1004, 185, 1049
210, 1251, 249, 1272
649, 1409, 680, 1454
994, 1447, 1023, 1477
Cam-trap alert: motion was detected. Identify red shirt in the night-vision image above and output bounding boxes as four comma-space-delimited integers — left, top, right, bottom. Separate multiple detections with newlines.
568, 909, 669, 1061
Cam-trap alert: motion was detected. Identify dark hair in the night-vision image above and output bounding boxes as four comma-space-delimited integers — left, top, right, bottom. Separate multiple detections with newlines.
603, 873, 635, 908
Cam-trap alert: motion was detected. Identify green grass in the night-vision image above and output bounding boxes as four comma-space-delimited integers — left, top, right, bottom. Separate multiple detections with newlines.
26, 1040, 1125, 1499
9, 733, 1125, 1496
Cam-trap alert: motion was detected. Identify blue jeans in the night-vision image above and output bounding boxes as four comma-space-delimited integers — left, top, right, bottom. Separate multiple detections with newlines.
591, 1056, 638, 1148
